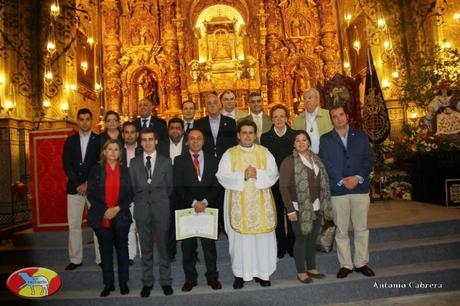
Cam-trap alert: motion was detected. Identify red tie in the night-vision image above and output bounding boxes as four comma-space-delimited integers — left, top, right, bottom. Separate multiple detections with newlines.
193, 154, 201, 178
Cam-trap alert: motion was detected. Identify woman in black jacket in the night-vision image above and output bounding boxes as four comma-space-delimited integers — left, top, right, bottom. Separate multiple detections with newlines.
87, 139, 134, 297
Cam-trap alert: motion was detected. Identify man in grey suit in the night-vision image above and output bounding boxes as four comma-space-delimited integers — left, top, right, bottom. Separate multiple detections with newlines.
129, 128, 174, 297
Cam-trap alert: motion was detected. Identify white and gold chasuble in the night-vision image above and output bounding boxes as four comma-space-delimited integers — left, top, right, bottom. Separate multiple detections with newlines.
227, 145, 277, 234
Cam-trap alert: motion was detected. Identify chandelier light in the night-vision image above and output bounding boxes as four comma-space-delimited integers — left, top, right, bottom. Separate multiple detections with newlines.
352, 40, 361, 53
50, 1, 60, 18
377, 18, 386, 29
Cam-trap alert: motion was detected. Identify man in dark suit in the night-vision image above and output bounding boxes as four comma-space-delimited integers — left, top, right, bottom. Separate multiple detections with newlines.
129, 128, 174, 297
134, 98, 168, 141
195, 92, 237, 161
157, 118, 187, 161
157, 117, 187, 261
182, 100, 196, 132
62, 108, 100, 270
121, 121, 143, 265
174, 127, 222, 292
195, 92, 237, 234
319, 105, 374, 279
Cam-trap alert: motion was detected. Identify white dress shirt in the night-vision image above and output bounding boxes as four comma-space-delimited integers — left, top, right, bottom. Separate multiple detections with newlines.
306, 108, 320, 154
79, 131, 91, 162
143, 151, 157, 179
169, 137, 184, 165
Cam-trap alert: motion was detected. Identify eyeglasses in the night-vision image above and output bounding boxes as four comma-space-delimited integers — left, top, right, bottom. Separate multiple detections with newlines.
272, 115, 287, 120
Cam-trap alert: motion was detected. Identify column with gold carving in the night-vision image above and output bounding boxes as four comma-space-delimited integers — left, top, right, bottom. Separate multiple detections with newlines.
265, 0, 285, 104
174, 6, 187, 101
160, 0, 181, 113
317, 0, 339, 81
102, 0, 122, 112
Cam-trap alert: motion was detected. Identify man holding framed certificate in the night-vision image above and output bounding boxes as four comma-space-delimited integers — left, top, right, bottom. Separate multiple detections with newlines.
173, 127, 222, 292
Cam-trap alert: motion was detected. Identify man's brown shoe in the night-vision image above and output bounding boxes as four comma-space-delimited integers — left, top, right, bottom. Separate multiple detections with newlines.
181, 280, 197, 292
207, 279, 222, 290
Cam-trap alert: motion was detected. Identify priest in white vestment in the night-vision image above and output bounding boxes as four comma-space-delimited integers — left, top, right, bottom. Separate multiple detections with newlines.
216, 119, 279, 289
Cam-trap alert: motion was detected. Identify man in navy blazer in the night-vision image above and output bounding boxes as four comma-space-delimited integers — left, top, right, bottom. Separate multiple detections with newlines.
319, 105, 374, 279
134, 98, 168, 141
173, 127, 222, 292
62, 108, 101, 270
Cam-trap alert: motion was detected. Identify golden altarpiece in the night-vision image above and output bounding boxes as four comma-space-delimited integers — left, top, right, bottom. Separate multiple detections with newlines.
103, 0, 339, 119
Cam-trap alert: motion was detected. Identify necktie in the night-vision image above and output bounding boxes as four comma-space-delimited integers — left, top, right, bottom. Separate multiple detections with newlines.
146, 156, 152, 179
193, 153, 201, 178
186, 122, 191, 131
142, 119, 148, 129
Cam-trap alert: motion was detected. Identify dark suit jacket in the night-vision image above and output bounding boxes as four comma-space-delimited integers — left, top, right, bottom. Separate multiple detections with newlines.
121, 145, 143, 168
63, 132, 101, 194
173, 152, 220, 210
86, 164, 134, 229
195, 115, 237, 161
134, 117, 168, 141
157, 137, 187, 162
319, 128, 372, 196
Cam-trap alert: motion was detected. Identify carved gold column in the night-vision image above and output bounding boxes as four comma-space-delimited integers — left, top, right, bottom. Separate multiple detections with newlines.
174, 6, 187, 101
317, 0, 339, 81
160, 0, 181, 113
102, 0, 122, 112
265, 0, 284, 104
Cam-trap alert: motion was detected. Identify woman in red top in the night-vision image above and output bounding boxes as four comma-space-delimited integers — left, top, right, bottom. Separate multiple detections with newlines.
87, 139, 134, 297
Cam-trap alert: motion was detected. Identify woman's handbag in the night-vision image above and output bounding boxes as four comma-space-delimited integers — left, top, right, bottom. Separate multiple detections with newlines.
316, 220, 336, 253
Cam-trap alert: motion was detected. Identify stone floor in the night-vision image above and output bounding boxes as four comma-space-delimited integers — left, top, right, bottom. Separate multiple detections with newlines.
328, 290, 460, 306
368, 200, 460, 228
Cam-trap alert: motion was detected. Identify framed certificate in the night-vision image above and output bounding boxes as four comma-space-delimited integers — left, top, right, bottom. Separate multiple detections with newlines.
175, 208, 219, 240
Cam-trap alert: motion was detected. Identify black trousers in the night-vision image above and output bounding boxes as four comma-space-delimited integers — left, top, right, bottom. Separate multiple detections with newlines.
93, 219, 130, 287
181, 237, 218, 282
272, 183, 295, 255
291, 211, 322, 273
168, 195, 177, 259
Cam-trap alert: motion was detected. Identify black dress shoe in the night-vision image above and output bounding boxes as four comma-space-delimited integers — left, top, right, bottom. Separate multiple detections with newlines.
100, 285, 115, 297
277, 251, 285, 259
307, 271, 326, 279
254, 277, 271, 287
162, 285, 173, 296
233, 277, 244, 289
120, 282, 129, 295
207, 278, 222, 290
140, 286, 153, 298
355, 265, 375, 277
129, 259, 134, 266
182, 280, 197, 292
336, 267, 353, 278
65, 262, 83, 270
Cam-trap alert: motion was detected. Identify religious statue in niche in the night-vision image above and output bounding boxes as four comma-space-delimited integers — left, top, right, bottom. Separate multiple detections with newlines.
290, 15, 309, 37
138, 70, 158, 105
292, 62, 311, 99
211, 29, 232, 61
423, 82, 460, 141
140, 24, 154, 45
